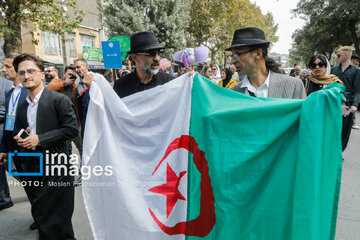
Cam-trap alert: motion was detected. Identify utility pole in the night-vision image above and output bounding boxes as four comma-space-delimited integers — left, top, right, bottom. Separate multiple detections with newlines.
61, 5, 69, 67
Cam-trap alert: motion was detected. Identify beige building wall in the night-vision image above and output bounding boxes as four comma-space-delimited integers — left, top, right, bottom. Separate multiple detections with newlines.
20, 0, 102, 65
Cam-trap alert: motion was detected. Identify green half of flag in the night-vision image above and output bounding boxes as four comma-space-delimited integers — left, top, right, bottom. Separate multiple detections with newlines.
186, 74, 343, 240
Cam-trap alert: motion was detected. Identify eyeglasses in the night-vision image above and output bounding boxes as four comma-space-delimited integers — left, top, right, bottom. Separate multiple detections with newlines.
18, 69, 42, 77
136, 50, 163, 58
230, 49, 255, 60
211, 68, 217, 71
309, 62, 326, 69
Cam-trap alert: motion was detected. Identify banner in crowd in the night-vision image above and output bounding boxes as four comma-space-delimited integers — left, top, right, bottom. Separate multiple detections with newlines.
82, 73, 343, 240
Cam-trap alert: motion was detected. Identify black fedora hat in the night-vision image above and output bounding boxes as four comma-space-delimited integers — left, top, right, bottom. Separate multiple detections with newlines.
225, 27, 270, 51
128, 31, 165, 54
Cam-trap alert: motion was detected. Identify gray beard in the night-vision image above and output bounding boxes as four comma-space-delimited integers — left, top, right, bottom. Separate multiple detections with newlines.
141, 63, 159, 75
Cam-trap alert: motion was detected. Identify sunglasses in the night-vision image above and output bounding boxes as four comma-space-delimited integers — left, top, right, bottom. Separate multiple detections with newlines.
309, 62, 326, 69
211, 68, 217, 71
137, 50, 163, 58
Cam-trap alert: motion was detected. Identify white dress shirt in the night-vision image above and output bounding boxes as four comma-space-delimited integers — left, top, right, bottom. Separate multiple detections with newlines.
26, 87, 44, 134
241, 71, 271, 98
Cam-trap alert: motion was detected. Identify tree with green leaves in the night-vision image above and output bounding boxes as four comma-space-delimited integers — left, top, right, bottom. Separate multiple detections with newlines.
187, 0, 278, 63
100, 0, 191, 57
0, 0, 84, 56
291, 0, 360, 61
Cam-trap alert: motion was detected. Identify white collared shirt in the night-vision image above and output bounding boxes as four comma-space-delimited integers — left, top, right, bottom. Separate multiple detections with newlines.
241, 71, 271, 98
26, 87, 44, 134
8, 83, 23, 115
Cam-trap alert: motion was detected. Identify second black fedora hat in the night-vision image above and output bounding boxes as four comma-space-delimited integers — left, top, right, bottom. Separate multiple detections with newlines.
225, 27, 270, 51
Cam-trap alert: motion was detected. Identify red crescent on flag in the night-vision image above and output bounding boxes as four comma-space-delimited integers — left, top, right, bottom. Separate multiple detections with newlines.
149, 135, 216, 237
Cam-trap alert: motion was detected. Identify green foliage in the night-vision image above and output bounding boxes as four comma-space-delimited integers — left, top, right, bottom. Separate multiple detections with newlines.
290, 0, 360, 63
187, 0, 278, 63
0, 0, 85, 55
100, 0, 191, 57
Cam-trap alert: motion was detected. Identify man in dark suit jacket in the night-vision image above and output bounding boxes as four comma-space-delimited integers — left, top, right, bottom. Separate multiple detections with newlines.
0, 56, 28, 170
0, 56, 28, 213
226, 27, 306, 99
12, 54, 78, 240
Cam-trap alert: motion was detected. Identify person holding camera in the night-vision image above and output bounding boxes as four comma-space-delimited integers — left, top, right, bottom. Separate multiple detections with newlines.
47, 66, 82, 156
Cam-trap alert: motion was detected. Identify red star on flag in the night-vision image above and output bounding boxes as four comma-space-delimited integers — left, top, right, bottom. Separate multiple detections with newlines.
148, 163, 187, 218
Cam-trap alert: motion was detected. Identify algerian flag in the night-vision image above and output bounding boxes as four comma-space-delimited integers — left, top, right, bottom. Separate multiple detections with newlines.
82, 73, 343, 240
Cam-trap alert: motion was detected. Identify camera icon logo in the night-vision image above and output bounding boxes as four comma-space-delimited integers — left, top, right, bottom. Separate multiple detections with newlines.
8, 150, 43, 176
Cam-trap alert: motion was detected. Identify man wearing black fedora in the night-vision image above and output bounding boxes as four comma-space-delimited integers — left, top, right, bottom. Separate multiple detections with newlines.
113, 31, 175, 98
227, 27, 306, 99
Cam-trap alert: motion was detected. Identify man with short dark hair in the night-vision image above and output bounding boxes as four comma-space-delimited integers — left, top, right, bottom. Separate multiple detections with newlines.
0, 60, 13, 211
44, 64, 59, 84
228, 27, 305, 99
47, 65, 82, 155
12, 53, 78, 239
331, 46, 360, 150
74, 58, 90, 138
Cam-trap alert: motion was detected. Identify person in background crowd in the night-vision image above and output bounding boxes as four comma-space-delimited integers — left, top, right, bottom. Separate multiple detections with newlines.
201, 65, 216, 83
121, 70, 130, 77
47, 65, 83, 155
177, 68, 191, 77
331, 46, 360, 150
210, 63, 221, 83
218, 68, 237, 89
74, 58, 90, 139
230, 64, 240, 82
306, 54, 342, 96
0, 65, 13, 211
351, 52, 360, 67
294, 65, 302, 79
44, 64, 59, 85
350, 53, 360, 130
228, 27, 306, 99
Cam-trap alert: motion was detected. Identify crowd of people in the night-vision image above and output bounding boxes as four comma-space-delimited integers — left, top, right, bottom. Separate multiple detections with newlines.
0, 26, 359, 240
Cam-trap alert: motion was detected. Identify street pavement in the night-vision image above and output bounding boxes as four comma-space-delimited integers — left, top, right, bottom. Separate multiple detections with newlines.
0, 112, 359, 240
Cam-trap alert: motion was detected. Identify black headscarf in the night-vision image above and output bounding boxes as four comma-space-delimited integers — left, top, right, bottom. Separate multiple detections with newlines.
222, 68, 233, 87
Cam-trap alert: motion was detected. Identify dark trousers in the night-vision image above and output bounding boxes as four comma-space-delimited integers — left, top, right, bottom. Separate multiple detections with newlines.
23, 150, 76, 240
0, 164, 11, 206
342, 112, 354, 151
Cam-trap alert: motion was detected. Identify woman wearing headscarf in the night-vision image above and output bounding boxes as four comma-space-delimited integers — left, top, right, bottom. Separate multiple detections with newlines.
218, 68, 237, 89
306, 54, 343, 95
210, 64, 222, 83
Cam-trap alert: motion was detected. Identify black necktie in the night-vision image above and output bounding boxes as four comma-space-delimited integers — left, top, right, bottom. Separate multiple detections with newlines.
248, 90, 256, 97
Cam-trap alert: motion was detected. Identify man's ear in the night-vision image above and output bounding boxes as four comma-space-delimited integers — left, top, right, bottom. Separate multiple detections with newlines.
256, 48, 263, 59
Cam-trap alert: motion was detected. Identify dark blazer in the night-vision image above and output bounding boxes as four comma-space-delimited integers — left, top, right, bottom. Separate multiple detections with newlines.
0, 87, 28, 153
14, 87, 78, 149
231, 72, 306, 99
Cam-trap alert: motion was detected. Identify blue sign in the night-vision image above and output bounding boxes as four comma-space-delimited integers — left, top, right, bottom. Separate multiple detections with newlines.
8, 150, 43, 176
101, 41, 123, 69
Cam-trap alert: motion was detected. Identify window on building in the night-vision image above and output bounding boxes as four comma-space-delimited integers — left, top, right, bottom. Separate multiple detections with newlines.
81, 34, 95, 49
41, 31, 61, 56
66, 33, 76, 57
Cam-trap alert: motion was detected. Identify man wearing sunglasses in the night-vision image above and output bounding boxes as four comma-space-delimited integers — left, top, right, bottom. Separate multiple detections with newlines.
331, 46, 360, 151
44, 64, 59, 85
113, 31, 175, 98
227, 27, 306, 99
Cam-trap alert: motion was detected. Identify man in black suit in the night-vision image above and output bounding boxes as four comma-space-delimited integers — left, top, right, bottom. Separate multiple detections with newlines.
12, 54, 78, 240
0, 55, 28, 212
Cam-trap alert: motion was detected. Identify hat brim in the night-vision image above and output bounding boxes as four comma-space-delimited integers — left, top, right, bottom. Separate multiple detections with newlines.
128, 46, 165, 54
225, 42, 270, 51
